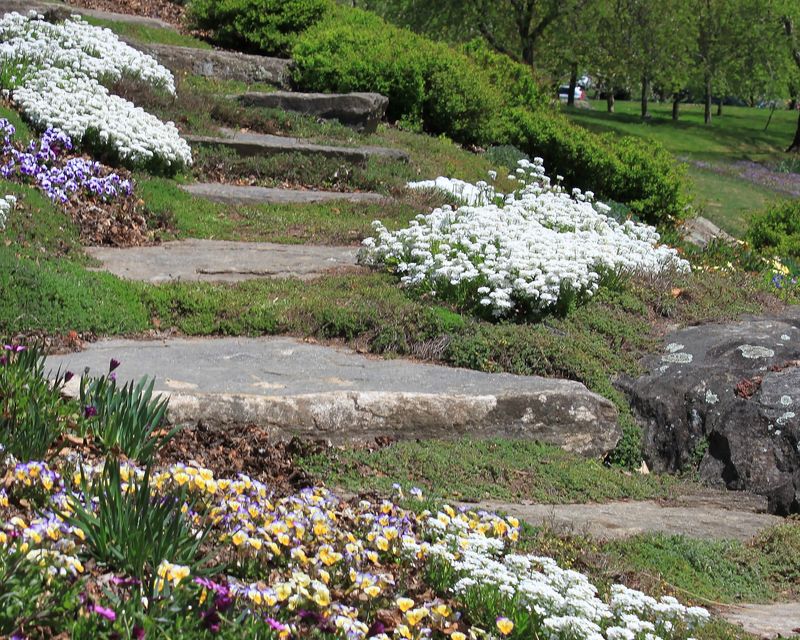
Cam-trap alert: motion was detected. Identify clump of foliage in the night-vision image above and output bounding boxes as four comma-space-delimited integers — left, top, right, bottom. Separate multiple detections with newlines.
291, 6, 501, 145
0, 343, 74, 461
187, 0, 332, 56
746, 199, 800, 260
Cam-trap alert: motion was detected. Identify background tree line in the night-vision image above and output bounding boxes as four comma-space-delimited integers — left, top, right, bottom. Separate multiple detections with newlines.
349, 0, 800, 148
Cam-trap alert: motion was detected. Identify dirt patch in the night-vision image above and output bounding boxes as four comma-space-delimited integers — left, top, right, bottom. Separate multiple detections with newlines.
157, 423, 318, 496
64, 0, 186, 27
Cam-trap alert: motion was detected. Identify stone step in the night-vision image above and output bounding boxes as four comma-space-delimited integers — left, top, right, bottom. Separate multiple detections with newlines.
234, 91, 388, 134
129, 44, 292, 88
47, 337, 620, 456
181, 183, 388, 206
85, 239, 359, 283
470, 494, 781, 542
184, 127, 409, 164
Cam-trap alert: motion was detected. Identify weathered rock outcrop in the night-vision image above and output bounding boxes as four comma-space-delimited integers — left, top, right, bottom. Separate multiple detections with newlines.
236, 92, 389, 133
618, 308, 800, 514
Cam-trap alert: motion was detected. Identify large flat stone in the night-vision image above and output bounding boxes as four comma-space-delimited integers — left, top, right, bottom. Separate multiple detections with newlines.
236, 91, 388, 133
130, 43, 292, 88
181, 183, 387, 206
681, 216, 734, 248
85, 239, 358, 283
185, 128, 409, 164
471, 494, 782, 542
714, 603, 800, 639
48, 337, 620, 456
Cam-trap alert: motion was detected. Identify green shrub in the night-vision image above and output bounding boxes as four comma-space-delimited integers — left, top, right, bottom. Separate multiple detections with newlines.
746, 199, 800, 260
461, 39, 546, 112
292, 7, 499, 145
497, 107, 689, 226
187, 0, 332, 56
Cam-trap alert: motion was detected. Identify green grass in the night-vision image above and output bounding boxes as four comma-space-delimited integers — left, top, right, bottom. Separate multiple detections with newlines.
603, 522, 800, 605
297, 438, 693, 503
83, 16, 212, 50
0, 104, 33, 140
688, 166, 780, 237
566, 101, 798, 165
565, 100, 799, 236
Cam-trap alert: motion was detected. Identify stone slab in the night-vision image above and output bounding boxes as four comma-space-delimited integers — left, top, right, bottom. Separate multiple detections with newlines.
47, 337, 620, 456
185, 127, 409, 164
471, 496, 783, 542
181, 183, 388, 206
235, 91, 388, 133
85, 239, 358, 283
714, 603, 800, 639
130, 43, 292, 88
681, 216, 735, 248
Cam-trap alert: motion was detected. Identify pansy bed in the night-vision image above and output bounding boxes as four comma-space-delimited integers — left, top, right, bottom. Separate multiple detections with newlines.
0, 11, 191, 172
0, 345, 710, 639
362, 160, 690, 318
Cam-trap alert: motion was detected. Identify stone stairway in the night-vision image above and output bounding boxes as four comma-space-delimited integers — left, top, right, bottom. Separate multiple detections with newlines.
185, 127, 409, 164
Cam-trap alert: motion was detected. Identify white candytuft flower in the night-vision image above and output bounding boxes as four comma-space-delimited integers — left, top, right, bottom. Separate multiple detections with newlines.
0, 12, 191, 169
362, 159, 690, 317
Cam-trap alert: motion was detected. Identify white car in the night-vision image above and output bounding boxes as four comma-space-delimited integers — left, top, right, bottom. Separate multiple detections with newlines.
558, 85, 586, 102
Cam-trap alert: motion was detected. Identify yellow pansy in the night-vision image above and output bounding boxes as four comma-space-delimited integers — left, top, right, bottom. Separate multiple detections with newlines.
496, 617, 514, 636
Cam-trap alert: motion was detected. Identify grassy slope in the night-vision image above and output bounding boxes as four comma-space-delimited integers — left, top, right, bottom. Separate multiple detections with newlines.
82, 16, 211, 49
565, 101, 798, 236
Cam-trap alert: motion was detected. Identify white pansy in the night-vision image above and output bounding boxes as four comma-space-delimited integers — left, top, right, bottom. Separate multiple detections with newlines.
363, 159, 690, 317
0, 12, 191, 169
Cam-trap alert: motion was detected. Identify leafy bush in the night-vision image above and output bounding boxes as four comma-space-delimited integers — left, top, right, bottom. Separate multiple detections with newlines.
0, 343, 73, 461
497, 107, 689, 226
292, 7, 499, 145
746, 199, 800, 260
187, 0, 332, 56
79, 371, 175, 463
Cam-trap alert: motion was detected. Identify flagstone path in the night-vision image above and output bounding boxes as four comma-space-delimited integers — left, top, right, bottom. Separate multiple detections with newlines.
713, 603, 800, 639
85, 239, 360, 283
47, 336, 620, 457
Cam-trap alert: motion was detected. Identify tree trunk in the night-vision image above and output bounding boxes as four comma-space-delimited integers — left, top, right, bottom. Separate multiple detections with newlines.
787, 109, 800, 152
641, 76, 649, 119
567, 62, 578, 107
607, 93, 615, 113
717, 97, 723, 117
672, 94, 680, 121
790, 83, 798, 111
704, 76, 712, 124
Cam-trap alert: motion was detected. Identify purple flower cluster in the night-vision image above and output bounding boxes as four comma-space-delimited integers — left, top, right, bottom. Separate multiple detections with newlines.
0, 118, 133, 204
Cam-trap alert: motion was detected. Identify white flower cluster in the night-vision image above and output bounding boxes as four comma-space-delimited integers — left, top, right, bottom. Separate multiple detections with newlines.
407, 176, 501, 207
405, 511, 710, 640
362, 159, 690, 317
0, 193, 15, 229
0, 12, 191, 169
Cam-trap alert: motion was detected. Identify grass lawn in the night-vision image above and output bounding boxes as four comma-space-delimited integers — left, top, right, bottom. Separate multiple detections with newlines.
82, 16, 211, 50
564, 100, 800, 236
